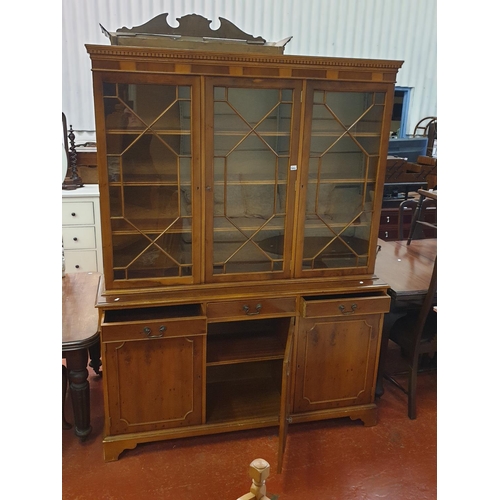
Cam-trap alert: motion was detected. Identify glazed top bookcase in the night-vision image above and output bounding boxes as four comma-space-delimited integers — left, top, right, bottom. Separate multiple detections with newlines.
87, 44, 402, 291
87, 43, 402, 469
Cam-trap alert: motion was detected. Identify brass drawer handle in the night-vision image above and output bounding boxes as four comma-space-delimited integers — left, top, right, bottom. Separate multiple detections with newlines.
243, 304, 262, 316
142, 325, 166, 338
339, 304, 358, 315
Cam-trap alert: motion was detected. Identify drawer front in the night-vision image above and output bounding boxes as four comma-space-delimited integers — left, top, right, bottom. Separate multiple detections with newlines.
62, 202, 95, 225
301, 294, 391, 318
101, 318, 206, 342
206, 297, 296, 320
64, 250, 98, 273
62, 227, 96, 250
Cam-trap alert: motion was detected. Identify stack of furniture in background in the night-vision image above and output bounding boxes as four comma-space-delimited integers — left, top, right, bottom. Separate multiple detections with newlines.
379, 155, 437, 241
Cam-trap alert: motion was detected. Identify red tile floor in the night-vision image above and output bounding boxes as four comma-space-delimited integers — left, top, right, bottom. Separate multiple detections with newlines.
62, 341, 437, 499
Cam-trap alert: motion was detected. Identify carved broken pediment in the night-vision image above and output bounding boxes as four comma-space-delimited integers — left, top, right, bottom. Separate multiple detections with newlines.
116, 13, 266, 44
100, 13, 292, 54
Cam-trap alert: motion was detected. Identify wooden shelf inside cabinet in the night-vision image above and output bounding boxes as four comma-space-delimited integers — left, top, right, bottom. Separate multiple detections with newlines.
206, 318, 289, 365
206, 360, 283, 423
206, 331, 286, 365
206, 378, 281, 423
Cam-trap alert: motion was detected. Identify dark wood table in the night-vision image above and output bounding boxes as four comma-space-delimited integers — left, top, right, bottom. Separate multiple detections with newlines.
374, 238, 437, 396
62, 272, 101, 440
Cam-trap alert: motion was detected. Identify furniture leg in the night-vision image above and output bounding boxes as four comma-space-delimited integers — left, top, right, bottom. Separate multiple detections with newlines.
62, 365, 72, 430
88, 340, 102, 375
376, 311, 404, 397
406, 193, 424, 245
65, 348, 92, 441
408, 362, 418, 419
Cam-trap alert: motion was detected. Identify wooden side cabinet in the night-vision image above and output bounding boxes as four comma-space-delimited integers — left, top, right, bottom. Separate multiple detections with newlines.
86, 41, 402, 469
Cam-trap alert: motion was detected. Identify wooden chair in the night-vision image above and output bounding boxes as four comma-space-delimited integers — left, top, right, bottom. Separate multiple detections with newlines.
398, 197, 437, 241
237, 459, 272, 500
384, 256, 437, 419
407, 189, 437, 245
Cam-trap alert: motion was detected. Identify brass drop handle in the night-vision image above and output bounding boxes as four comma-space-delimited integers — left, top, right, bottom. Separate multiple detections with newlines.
339, 304, 357, 315
243, 303, 262, 316
142, 325, 166, 338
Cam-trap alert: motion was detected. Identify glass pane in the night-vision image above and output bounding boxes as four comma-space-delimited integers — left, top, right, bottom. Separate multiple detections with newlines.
212, 222, 285, 275
103, 81, 194, 281
109, 186, 122, 217
319, 151, 365, 180
325, 92, 372, 127
281, 89, 293, 101
226, 136, 277, 183
178, 86, 190, 99
353, 104, 384, 135
103, 82, 117, 97
214, 87, 226, 100
227, 88, 280, 126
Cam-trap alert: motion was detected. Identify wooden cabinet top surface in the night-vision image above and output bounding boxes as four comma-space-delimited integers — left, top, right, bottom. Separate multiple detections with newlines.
95, 275, 389, 310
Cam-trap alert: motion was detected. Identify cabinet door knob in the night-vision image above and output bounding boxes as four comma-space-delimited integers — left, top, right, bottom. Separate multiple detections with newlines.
75, 265, 80, 269
73, 237, 78, 241
71, 212, 76, 216
386, 216, 390, 222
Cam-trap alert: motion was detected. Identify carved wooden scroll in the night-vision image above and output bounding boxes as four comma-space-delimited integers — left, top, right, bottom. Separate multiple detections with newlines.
117, 13, 266, 44
100, 13, 292, 53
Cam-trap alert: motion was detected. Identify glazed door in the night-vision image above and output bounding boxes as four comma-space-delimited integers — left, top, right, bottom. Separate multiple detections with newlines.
94, 73, 202, 289
204, 78, 302, 282
295, 82, 394, 277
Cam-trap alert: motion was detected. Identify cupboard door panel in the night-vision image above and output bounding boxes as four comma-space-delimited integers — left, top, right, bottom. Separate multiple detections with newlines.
104, 335, 204, 435
294, 315, 381, 412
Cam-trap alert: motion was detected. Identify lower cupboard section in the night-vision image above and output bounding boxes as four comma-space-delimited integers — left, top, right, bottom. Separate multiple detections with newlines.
100, 293, 388, 463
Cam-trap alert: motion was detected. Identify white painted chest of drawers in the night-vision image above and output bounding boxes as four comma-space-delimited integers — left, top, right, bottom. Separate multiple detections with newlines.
62, 185, 103, 273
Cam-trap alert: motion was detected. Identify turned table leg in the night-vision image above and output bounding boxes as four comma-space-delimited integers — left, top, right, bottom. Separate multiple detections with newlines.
65, 348, 92, 441
62, 365, 72, 430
